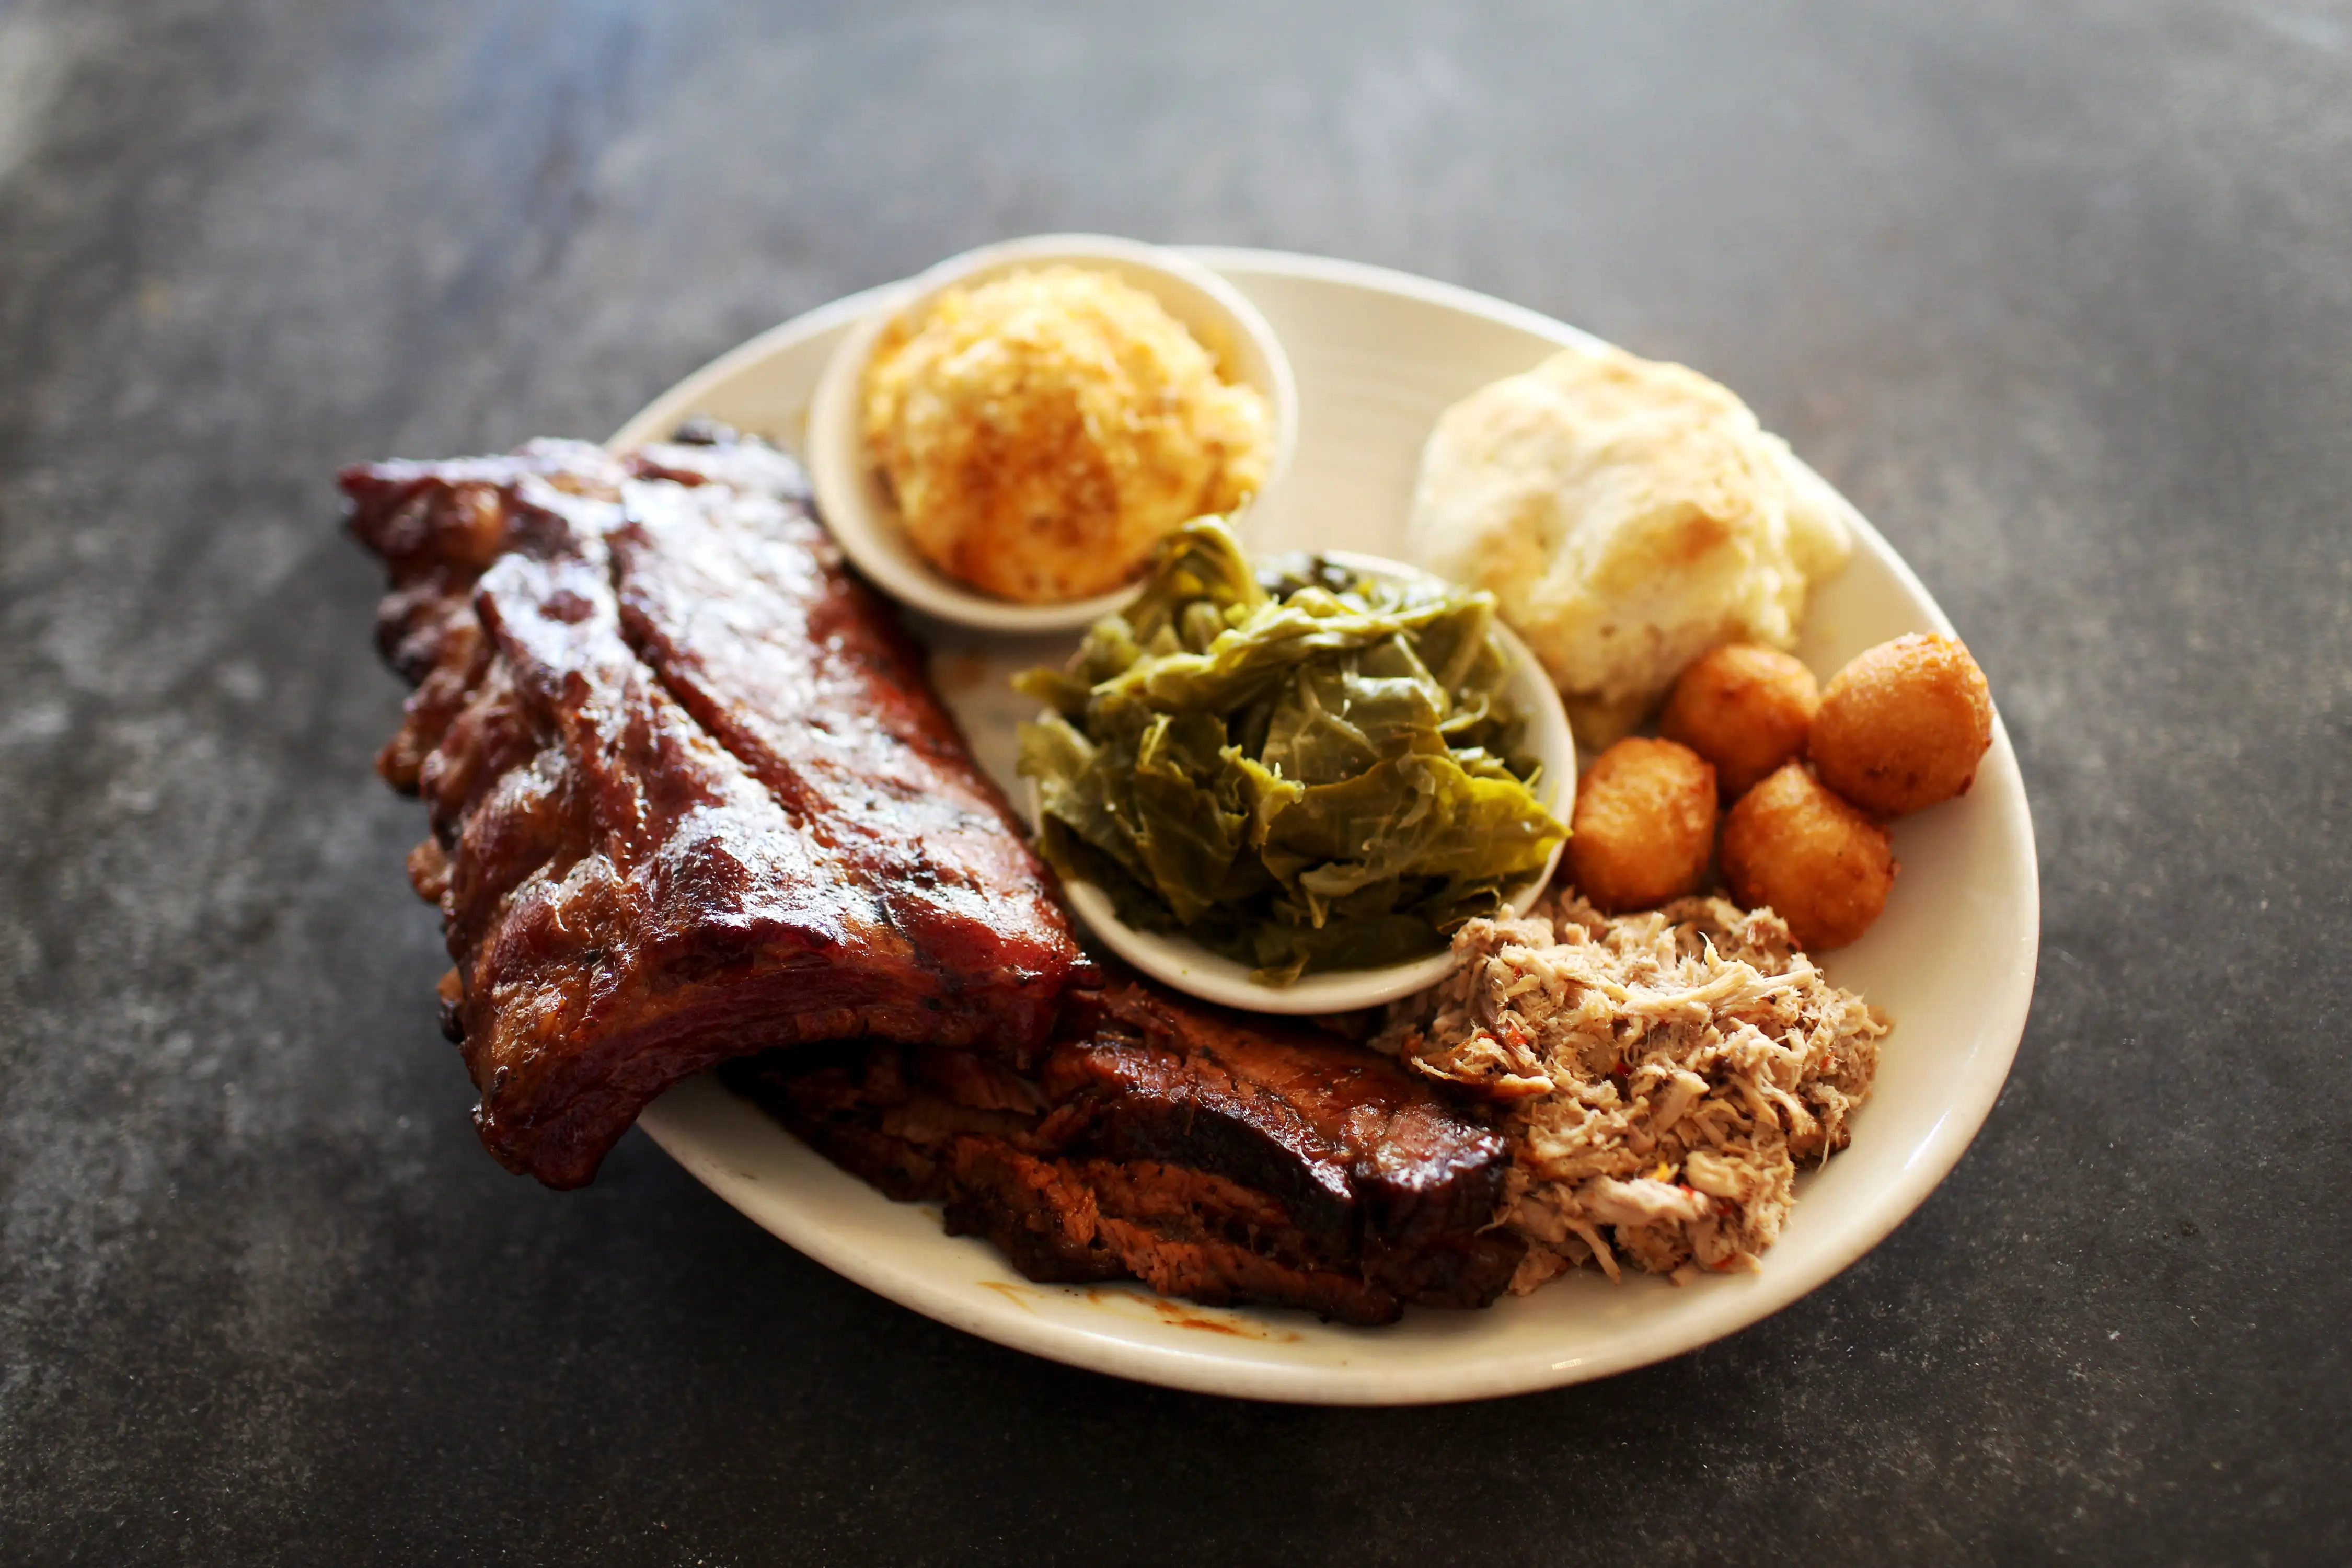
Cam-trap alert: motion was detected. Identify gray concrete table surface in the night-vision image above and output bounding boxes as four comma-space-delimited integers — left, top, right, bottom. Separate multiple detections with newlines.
2, 1, 2346, 1563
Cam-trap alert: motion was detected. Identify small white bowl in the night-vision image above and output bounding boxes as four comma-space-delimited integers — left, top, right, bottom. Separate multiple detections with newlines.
805, 234, 1299, 633
1034, 551, 1576, 1014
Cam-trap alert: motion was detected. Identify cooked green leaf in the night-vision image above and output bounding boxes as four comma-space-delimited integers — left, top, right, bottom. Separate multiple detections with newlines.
1017, 517, 1565, 984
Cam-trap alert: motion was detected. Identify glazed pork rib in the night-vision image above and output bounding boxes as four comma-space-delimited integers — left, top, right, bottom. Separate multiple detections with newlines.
345, 432, 1084, 1187
727, 981, 1524, 1324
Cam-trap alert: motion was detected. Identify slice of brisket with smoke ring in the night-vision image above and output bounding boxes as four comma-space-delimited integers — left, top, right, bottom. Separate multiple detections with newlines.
345, 433, 1083, 1188
725, 982, 1523, 1325
1045, 984, 1515, 1266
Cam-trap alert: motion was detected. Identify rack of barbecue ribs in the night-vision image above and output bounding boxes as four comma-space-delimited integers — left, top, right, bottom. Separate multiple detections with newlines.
345, 428, 1086, 1188
347, 426, 1518, 1319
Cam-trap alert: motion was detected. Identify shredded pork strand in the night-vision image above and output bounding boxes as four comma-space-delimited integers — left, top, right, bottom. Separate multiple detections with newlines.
1372, 894, 1888, 1291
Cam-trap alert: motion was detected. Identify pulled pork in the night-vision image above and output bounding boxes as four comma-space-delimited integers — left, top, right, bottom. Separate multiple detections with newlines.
1373, 894, 1887, 1290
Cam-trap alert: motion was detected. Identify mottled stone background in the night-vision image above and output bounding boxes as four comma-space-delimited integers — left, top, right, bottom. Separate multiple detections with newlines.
2, 2, 2347, 1563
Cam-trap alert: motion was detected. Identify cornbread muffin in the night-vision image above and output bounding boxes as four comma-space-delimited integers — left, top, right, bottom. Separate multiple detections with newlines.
862, 266, 1273, 604
1406, 342, 1855, 746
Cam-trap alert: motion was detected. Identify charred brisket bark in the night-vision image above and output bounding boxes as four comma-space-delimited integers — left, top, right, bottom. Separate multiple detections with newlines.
725, 982, 1523, 1325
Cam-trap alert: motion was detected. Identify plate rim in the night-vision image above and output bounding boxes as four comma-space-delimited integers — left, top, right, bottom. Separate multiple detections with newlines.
616, 245, 2042, 1405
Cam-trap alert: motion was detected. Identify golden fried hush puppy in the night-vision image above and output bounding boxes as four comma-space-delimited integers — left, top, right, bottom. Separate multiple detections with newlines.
1568, 737, 1717, 914
1720, 763, 1896, 950
1809, 633, 1993, 817
1658, 643, 1823, 799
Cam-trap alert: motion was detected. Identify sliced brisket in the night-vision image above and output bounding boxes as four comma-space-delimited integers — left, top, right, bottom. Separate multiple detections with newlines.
1046, 983, 1517, 1264
725, 983, 1523, 1325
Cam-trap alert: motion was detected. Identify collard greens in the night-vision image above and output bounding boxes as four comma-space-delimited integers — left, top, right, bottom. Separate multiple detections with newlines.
1017, 517, 1566, 984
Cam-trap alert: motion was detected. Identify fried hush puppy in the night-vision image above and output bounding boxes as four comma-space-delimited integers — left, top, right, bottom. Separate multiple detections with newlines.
1659, 643, 1823, 799
1720, 763, 1896, 951
1569, 737, 1717, 914
1809, 632, 1993, 818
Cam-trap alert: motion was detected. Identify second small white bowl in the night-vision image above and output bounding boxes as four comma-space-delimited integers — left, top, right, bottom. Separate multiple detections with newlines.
1034, 551, 1576, 1015
806, 234, 1299, 633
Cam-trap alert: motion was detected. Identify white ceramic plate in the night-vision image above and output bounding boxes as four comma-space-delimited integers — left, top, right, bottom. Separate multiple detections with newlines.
612, 249, 2040, 1406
